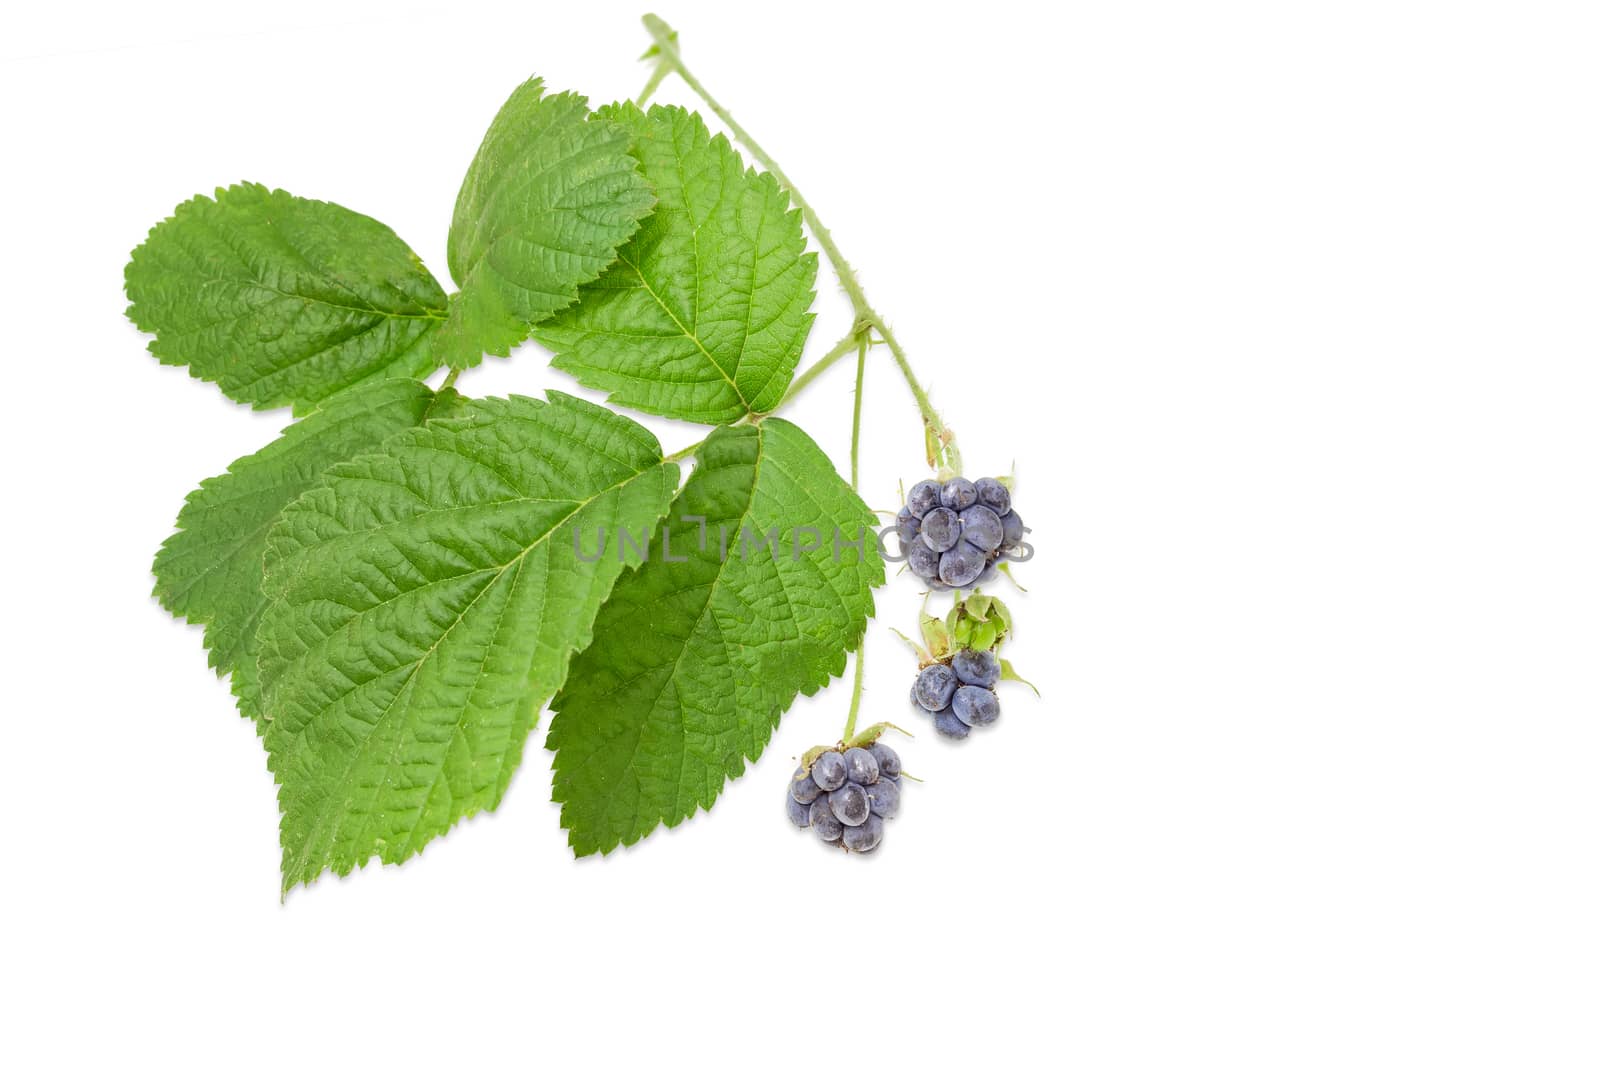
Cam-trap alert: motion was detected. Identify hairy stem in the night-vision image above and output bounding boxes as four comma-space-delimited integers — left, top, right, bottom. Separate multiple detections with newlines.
640, 17, 866, 312
851, 334, 867, 490
840, 337, 869, 742
877, 320, 961, 474
639, 14, 961, 472
780, 325, 866, 407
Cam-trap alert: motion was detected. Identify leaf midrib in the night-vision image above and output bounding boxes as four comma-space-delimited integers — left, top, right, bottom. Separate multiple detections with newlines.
277, 460, 666, 886
616, 250, 749, 413
565, 425, 826, 851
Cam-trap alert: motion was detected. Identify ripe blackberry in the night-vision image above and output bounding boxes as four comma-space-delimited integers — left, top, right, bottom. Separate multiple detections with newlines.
786, 740, 903, 853
896, 475, 1023, 588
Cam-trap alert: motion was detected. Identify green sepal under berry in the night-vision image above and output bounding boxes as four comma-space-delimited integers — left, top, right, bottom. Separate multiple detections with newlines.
798, 723, 912, 770
901, 589, 1034, 697
437, 78, 656, 369
900, 590, 1017, 665
946, 591, 1015, 653
919, 611, 954, 659
151, 379, 465, 725
256, 392, 678, 892
547, 419, 883, 855
125, 183, 450, 413
999, 658, 1040, 695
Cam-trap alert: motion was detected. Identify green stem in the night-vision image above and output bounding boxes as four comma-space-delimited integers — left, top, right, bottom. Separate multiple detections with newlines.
639, 14, 960, 472
842, 639, 865, 743
840, 341, 869, 743
636, 60, 670, 106
439, 368, 461, 391
877, 320, 961, 474
664, 438, 704, 463
780, 325, 866, 407
850, 334, 867, 490
641, 17, 866, 313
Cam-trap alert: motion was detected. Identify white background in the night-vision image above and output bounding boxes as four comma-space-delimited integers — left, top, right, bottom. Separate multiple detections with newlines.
3, 1, 1597, 1073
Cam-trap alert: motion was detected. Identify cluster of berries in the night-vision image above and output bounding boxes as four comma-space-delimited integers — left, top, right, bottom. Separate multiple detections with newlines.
786, 742, 901, 853
895, 476, 1023, 588
786, 476, 1034, 853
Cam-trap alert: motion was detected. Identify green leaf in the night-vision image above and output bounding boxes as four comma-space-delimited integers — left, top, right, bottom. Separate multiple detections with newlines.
534, 104, 818, 423
152, 380, 457, 724
256, 392, 677, 892
547, 419, 883, 855
125, 183, 449, 413
439, 79, 655, 369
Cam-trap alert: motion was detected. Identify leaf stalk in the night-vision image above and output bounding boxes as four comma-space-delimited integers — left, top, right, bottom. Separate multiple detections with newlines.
850, 333, 867, 490
663, 438, 704, 463
842, 638, 865, 743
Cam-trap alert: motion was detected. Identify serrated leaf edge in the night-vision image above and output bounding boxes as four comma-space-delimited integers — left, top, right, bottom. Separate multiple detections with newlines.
125, 182, 449, 414
540, 103, 818, 424
256, 392, 679, 894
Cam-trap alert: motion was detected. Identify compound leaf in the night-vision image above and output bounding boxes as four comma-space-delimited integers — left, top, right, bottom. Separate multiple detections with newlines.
125, 183, 449, 413
257, 392, 677, 892
152, 379, 459, 724
440, 79, 656, 369
535, 104, 818, 423
547, 419, 882, 855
